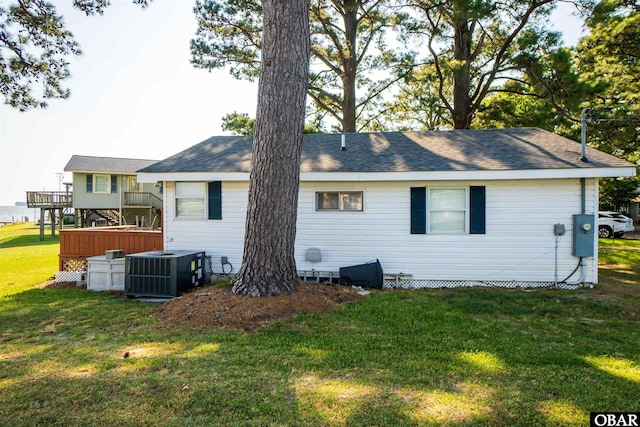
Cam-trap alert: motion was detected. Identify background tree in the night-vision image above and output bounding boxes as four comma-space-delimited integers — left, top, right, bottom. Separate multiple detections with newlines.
396, 0, 591, 129
231, 0, 310, 297
0, 0, 81, 110
576, 0, 639, 157
222, 111, 323, 135
475, 0, 639, 209
221, 112, 256, 135
577, 0, 640, 210
0, 0, 147, 111
475, 47, 595, 134
373, 64, 450, 130
191, 0, 410, 132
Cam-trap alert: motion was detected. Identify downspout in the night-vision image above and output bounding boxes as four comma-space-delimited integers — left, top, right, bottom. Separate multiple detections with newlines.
565, 181, 588, 286
578, 109, 589, 283
567, 109, 590, 285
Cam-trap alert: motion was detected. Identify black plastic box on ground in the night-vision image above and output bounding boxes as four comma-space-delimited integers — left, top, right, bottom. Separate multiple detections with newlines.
125, 250, 205, 298
339, 259, 383, 289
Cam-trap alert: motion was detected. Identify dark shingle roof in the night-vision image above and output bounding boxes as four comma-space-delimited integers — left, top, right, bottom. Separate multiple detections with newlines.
64, 155, 158, 174
138, 128, 634, 174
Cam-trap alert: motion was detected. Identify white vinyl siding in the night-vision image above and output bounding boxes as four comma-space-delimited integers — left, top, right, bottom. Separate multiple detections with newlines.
162, 178, 599, 285
163, 181, 248, 271
296, 179, 598, 284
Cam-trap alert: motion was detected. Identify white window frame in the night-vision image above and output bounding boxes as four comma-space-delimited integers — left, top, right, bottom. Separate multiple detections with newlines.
175, 182, 206, 219
315, 191, 364, 212
93, 174, 111, 194
428, 187, 467, 234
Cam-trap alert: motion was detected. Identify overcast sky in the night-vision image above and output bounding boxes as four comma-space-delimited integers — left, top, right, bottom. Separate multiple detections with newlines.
0, 1, 585, 206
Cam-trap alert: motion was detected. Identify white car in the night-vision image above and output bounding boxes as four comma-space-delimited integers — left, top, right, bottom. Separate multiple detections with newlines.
598, 211, 635, 238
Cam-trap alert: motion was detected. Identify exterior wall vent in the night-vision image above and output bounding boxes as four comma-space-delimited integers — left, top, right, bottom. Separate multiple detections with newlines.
124, 250, 205, 298
305, 247, 322, 263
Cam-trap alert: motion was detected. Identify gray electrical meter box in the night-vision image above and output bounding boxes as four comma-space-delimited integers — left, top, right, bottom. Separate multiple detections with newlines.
573, 214, 595, 257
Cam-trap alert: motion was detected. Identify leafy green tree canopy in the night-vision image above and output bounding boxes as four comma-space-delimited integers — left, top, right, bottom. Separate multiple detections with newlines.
221, 111, 255, 136
477, 0, 639, 210
578, 0, 640, 210
0, 0, 147, 111
191, 0, 412, 132
394, 0, 592, 129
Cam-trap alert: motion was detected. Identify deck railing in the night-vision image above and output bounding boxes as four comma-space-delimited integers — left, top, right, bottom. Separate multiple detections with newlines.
124, 192, 163, 209
26, 191, 73, 208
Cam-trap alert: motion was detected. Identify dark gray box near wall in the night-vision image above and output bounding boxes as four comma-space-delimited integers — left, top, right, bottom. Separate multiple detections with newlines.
573, 214, 595, 257
339, 259, 384, 289
125, 250, 205, 298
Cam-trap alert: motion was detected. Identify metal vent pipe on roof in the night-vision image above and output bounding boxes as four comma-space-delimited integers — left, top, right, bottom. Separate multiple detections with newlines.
341, 133, 346, 151
580, 108, 589, 163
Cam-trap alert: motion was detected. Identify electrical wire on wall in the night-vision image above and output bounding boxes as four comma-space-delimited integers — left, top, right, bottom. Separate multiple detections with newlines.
221, 258, 233, 275
204, 255, 214, 283
561, 260, 582, 284
204, 255, 234, 280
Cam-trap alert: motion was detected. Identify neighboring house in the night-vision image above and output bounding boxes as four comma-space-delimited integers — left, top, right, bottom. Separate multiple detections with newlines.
137, 128, 635, 288
64, 155, 162, 228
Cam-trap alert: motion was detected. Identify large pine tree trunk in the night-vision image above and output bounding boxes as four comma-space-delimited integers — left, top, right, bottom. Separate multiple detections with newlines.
232, 0, 311, 297
452, 18, 473, 129
341, 0, 358, 133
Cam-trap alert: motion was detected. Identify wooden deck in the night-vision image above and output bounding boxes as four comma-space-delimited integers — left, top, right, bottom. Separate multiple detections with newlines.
59, 226, 163, 271
123, 191, 163, 209
26, 191, 72, 209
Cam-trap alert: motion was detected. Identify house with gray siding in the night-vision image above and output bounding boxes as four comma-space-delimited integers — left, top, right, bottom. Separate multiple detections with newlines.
64, 155, 162, 228
137, 128, 635, 288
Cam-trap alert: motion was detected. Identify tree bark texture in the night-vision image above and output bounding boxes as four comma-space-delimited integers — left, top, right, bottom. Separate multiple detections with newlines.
452, 18, 473, 129
341, 0, 358, 133
232, 0, 311, 297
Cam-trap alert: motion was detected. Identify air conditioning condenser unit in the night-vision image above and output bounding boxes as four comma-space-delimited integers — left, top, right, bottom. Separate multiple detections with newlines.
125, 250, 205, 298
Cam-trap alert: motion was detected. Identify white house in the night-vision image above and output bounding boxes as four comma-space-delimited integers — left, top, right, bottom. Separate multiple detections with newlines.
137, 128, 635, 289
64, 155, 162, 228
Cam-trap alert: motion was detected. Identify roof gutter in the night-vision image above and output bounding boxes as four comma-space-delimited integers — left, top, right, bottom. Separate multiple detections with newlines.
136, 166, 636, 184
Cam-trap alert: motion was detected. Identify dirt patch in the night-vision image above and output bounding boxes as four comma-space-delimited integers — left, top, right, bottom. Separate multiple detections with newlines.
37, 279, 367, 331
157, 281, 367, 331
39, 280, 84, 290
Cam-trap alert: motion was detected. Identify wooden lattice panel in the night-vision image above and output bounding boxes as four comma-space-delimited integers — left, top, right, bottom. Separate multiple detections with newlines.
384, 279, 583, 290
61, 257, 87, 272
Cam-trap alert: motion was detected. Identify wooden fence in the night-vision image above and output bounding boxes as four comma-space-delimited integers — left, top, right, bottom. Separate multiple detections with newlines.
59, 226, 163, 271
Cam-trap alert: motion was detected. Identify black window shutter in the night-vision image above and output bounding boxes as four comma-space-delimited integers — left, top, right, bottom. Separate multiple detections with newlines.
86, 174, 93, 193
111, 175, 118, 193
208, 181, 222, 220
470, 186, 486, 234
410, 187, 426, 234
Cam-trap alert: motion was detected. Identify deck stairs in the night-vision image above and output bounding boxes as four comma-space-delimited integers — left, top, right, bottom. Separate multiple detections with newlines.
88, 209, 121, 226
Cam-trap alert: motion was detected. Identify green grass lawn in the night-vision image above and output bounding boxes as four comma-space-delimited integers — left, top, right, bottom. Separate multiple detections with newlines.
1, 224, 638, 426
0, 223, 59, 297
